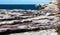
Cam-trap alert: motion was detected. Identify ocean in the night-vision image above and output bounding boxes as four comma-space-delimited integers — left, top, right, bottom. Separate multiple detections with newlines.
0, 4, 39, 10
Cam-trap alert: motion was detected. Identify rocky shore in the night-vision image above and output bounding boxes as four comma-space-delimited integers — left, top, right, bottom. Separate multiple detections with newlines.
0, 9, 59, 35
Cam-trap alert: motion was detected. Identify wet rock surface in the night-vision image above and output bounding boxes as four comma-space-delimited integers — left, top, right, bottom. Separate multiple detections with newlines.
0, 9, 59, 35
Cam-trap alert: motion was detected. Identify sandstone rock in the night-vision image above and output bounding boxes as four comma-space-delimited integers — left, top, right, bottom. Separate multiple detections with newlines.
36, 4, 47, 9
44, 4, 59, 12
9, 29, 58, 35
0, 9, 59, 35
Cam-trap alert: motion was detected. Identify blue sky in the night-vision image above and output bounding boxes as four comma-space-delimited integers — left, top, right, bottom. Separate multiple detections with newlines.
0, 0, 52, 4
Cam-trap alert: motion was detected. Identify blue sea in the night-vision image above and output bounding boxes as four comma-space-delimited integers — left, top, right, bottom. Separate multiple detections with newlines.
0, 4, 39, 10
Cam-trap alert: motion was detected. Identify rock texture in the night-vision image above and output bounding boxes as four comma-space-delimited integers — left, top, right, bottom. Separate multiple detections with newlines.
9, 29, 58, 35
36, 0, 60, 13
0, 9, 59, 35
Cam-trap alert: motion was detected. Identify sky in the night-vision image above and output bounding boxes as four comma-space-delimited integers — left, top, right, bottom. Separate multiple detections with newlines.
0, 0, 52, 4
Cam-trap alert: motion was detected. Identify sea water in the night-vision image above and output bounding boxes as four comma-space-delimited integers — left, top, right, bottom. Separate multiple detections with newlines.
0, 4, 39, 10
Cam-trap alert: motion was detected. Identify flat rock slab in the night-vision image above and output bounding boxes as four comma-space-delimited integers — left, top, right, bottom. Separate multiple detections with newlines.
0, 10, 59, 35
9, 29, 58, 35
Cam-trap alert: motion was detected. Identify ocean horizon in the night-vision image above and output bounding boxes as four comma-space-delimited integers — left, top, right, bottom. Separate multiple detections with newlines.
0, 4, 40, 10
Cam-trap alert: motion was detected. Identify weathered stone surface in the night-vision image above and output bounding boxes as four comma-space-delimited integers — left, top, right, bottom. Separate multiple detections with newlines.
0, 9, 59, 35
14, 0, 60, 35
9, 29, 58, 35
